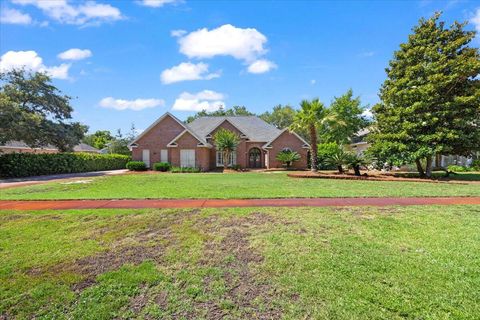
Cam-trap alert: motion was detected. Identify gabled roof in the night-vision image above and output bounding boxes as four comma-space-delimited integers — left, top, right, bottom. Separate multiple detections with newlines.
262, 129, 310, 149
188, 116, 281, 142
129, 112, 209, 147
166, 130, 212, 148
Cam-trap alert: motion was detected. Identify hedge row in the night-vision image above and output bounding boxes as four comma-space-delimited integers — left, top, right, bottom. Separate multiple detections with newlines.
0, 153, 131, 178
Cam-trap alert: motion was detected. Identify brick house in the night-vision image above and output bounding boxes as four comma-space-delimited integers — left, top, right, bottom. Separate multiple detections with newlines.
130, 112, 310, 171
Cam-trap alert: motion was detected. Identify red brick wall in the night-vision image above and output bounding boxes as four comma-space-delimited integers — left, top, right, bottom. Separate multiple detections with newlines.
207, 120, 249, 169
132, 115, 185, 165
267, 131, 308, 169
170, 132, 210, 170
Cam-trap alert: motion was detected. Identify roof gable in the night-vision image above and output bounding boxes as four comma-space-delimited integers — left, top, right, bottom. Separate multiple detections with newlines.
262, 129, 310, 149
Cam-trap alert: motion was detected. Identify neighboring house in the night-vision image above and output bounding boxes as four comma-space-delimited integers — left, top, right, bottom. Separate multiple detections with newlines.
129, 112, 309, 170
348, 129, 478, 168
0, 141, 100, 154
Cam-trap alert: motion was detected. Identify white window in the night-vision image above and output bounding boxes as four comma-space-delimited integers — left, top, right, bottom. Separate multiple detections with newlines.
216, 150, 236, 167
160, 149, 168, 163
142, 149, 150, 167
180, 149, 195, 167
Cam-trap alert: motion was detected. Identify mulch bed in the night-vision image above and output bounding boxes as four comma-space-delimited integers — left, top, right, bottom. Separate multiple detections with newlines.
287, 172, 474, 184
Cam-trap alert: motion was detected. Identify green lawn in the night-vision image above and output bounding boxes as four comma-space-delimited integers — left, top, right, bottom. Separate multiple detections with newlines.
1, 205, 479, 319
2, 172, 480, 200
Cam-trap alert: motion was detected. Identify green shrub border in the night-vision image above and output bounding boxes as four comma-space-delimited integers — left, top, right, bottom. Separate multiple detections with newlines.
0, 153, 131, 178
126, 161, 147, 171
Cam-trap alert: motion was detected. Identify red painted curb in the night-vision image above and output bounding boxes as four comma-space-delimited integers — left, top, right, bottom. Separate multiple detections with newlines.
0, 197, 480, 210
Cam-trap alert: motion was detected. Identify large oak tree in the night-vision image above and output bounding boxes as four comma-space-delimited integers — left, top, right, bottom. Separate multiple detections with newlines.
0, 69, 87, 151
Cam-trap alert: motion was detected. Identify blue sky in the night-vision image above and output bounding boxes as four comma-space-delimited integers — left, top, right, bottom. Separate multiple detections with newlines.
1, 0, 479, 134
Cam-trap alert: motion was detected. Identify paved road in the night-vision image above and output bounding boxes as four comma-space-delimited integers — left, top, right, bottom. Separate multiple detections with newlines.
1, 197, 479, 210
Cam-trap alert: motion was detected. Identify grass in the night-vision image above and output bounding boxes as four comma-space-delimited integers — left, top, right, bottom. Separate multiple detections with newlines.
1, 172, 480, 200
1, 205, 479, 319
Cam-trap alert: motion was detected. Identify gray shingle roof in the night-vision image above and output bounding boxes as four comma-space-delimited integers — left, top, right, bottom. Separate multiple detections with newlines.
187, 116, 281, 142
1, 141, 99, 153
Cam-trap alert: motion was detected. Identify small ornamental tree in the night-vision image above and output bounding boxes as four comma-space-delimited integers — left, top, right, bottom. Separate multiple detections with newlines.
290, 99, 328, 172
213, 128, 240, 169
369, 13, 480, 178
276, 150, 301, 168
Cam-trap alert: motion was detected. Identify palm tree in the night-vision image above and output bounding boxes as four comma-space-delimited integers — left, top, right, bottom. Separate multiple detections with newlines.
290, 98, 327, 172
213, 128, 240, 169
276, 150, 301, 168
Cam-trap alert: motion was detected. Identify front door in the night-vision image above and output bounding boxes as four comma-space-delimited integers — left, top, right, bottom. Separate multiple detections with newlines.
248, 148, 261, 168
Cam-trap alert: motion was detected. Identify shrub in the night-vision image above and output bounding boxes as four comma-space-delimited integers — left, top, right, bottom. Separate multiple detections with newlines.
473, 160, 480, 170
448, 165, 473, 172
276, 150, 301, 168
346, 153, 373, 176
317, 142, 342, 170
126, 161, 147, 171
230, 164, 241, 171
0, 153, 131, 178
325, 149, 350, 174
153, 162, 171, 172
171, 166, 201, 173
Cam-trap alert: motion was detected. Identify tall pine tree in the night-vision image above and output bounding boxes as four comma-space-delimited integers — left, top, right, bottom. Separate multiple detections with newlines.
370, 13, 480, 177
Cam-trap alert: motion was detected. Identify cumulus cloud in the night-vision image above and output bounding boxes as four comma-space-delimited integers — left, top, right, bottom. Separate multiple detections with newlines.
247, 59, 277, 74
172, 90, 225, 112
58, 48, 92, 60
178, 24, 268, 62
99, 97, 165, 111
0, 50, 70, 79
160, 62, 220, 84
138, 0, 182, 8
0, 7, 32, 24
11, 0, 123, 26
471, 8, 480, 32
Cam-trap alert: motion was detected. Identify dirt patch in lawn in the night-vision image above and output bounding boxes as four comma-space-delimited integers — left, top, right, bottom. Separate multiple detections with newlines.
194, 212, 283, 319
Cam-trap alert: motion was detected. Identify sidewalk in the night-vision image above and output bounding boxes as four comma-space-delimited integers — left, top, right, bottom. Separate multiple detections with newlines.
1, 197, 479, 210
0, 169, 128, 189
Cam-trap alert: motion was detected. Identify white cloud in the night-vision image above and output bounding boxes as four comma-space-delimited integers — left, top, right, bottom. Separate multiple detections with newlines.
138, 0, 182, 8
178, 24, 268, 62
171, 29, 187, 37
362, 108, 373, 119
310, 79, 316, 85
247, 59, 277, 74
0, 50, 70, 79
359, 51, 375, 57
160, 62, 220, 84
99, 97, 165, 111
471, 8, 480, 32
11, 0, 123, 26
0, 7, 32, 24
172, 90, 225, 112
58, 48, 92, 60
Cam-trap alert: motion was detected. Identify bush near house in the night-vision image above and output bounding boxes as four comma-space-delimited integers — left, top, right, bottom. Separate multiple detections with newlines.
0, 153, 131, 178
153, 162, 171, 172
126, 161, 147, 171
448, 165, 474, 173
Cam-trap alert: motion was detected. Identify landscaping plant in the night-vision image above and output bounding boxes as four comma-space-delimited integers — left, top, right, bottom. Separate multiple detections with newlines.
276, 150, 301, 168
153, 162, 171, 172
126, 161, 147, 171
347, 153, 372, 176
325, 149, 350, 174
213, 128, 240, 169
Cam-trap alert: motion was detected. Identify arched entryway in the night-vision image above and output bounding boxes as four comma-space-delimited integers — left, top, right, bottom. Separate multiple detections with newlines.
248, 148, 262, 168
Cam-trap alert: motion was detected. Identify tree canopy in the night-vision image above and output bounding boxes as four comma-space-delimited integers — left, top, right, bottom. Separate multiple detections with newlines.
259, 104, 296, 129
185, 105, 255, 123
369, 13, 480, 177
0, 69, 87, 151
82, 130, 114, 150
321, 89, 369, 145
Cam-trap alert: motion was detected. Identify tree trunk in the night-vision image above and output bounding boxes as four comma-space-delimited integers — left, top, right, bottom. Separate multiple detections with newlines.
337, 165, 344, 174
415, 159, 425, 178
425, 156, 433, 178
309, 125, 318, 172
353, 165, 361, 176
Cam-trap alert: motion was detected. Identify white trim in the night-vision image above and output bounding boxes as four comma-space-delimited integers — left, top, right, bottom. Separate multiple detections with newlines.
129, 112, 210, 147
261, 129, 311, 149
166, 129, 212, 148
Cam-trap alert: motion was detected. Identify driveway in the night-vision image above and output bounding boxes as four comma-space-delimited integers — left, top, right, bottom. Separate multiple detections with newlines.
0, 169, 128, 189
